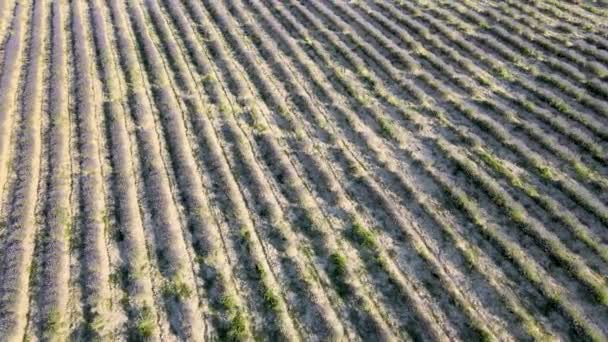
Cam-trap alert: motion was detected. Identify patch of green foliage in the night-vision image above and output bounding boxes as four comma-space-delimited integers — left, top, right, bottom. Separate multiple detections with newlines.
263, 287, 280, 312
163, 277, 192, 300
222, 295, 249, 341
329, 253, 350, 297
351, 222, 376, 249
134, 306, 155, 339
378, 118, 396, 139
44, 309, 62, 337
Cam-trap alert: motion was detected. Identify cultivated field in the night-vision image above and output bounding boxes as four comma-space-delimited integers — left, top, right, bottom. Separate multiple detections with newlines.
0, 0, 607, 340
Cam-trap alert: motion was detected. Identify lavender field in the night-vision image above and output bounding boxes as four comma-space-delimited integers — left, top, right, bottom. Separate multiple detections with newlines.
0, 0, 607, 340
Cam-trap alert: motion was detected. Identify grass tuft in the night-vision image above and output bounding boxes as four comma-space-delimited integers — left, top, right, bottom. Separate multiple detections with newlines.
351, 222, 376, 249
134, 306, 155, 339
163, 277, 192, 300
329, 253, 350, 297
378, 117, 396, 139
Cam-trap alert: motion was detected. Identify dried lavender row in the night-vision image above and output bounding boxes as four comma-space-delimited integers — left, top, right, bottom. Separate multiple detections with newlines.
69, 0, 116, 337
35, 1, 72, 339
0, 0, 16, 57
0, 3, 29, 228
0, 0, 47, 339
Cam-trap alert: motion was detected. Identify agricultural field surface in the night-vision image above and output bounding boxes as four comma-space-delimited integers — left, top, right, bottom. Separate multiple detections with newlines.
0, 0, 608, 340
